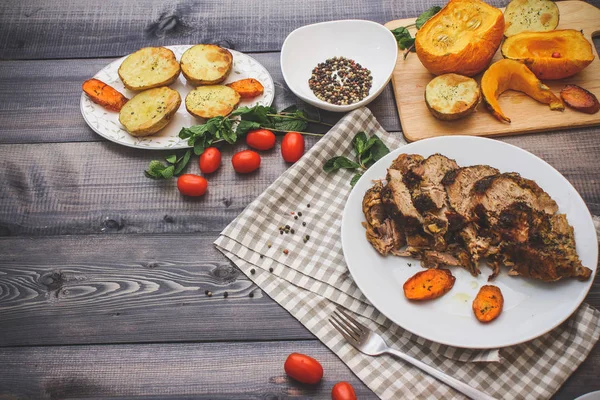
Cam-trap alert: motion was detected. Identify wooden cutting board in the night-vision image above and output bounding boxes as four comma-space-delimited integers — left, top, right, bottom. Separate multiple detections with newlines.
384, 1, 600, 142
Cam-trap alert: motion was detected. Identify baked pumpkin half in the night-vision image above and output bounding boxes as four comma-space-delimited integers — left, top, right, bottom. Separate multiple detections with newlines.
501, 30, 595, 80
415, 0, 504, 76
481, 59, 564, 123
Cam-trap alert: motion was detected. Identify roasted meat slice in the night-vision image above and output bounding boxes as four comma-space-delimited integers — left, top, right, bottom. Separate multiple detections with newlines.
498, 203, 592, 282
443, 165, 500, 220
383, 168, 424, 233
470, 172, 558, 227
362, 181, 404, 255
409, 154, 459, 212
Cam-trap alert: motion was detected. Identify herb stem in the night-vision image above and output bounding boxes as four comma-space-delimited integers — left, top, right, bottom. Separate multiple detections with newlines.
268, 128, 325, 137
265, 113, 334, 127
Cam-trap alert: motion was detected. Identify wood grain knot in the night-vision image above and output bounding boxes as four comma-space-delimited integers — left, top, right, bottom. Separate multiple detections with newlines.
39, 271, 65, 293
211, 264, 239, 282
102, 218, 125, 231
141, 262, 160, 269
145, 5, 192, 39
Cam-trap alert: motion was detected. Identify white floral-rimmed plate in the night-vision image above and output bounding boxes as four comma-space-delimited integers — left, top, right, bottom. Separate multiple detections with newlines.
80, 45, 275, 150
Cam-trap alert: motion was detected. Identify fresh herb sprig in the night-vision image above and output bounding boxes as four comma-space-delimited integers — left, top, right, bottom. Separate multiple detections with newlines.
323, 131, 390, 186
390, 6, 441, 59
179, 105, 330, 156
145, 149, 192, 180
144, 105, 330, 180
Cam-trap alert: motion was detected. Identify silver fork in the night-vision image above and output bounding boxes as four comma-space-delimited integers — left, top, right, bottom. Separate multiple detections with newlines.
330, 308, 496, 400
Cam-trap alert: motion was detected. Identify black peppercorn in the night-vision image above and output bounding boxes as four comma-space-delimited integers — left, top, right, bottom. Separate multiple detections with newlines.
269, 267, 274, 273
224, 292, 228, 298
250, 268, 256, 274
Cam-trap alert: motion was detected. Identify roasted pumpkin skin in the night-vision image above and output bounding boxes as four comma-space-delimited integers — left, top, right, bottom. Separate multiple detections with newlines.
415, 0, 505, 76
481, 59, 564, 123
501, 30, 595, 80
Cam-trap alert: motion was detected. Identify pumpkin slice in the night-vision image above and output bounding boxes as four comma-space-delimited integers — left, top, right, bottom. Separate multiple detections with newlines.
503, 0, 559, 37
502, 30, 595, 80
481, 59, 564, 123
425, 74, 480, 121
415, 0, 504, 76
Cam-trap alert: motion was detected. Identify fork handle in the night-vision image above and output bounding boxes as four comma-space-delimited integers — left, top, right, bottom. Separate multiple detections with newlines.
385, 348, 496, 400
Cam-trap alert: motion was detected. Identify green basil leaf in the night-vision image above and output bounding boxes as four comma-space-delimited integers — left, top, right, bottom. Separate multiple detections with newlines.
160, 165, 175, 179
390, 26, 414, 50
270, 118, 308, 132
323, 156, 361, 173
194, 140, 206, 156
236, 120, 261, 136
416, 6, 441, 30
398, 36, 415, 50
365, 136, 390, 166
145, 160, 171, 180
165, 155, 177, 164
352, 131, 368, 156
174, 149, 192, 175
350, 172, 363, 187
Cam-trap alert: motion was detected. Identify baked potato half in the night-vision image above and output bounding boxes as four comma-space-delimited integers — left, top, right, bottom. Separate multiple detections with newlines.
185, 85, 240, 119
119, 87, 181, 137
503, 0, 559, 37
180, 44, 233, 85
118, 47, 181, 91
425, 73, 480, 121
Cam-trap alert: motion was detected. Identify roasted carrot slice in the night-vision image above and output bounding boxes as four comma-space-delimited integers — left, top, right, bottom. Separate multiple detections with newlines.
82, 78, 129, 112
560, 84, 600, 114
403, 268, 455, 301
226, 78, 264, 99
472, 285, 504, 323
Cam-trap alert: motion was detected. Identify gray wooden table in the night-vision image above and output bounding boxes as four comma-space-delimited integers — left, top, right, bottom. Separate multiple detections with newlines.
0, 1, 598, 398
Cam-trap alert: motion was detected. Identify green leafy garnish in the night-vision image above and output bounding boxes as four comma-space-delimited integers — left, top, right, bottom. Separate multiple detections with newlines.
390, 6, 442, 59
323, 131, 390, 186
145, 149, 192, 180
179, 105, 327, 157
416, 6, 442, 29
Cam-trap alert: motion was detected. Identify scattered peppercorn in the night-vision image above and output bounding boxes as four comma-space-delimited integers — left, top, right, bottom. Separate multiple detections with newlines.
267, 242, 272, 248
224, 292, 229, 298
280, 230, 284, 235
285, 225, 290, 229
308, 56, 373, 105
260, 255, 264, 258
250, 268, 256, 274
206, 291, 213, 297
283, 249, 289, 255
269, 267, 274, 273
205, 290, 209, 295
298, 212, 302, 217
294, 215, 298, 220
302, 222, 306, 227
307, 204, 310, 208
291, 229, 295, 234
249, 291, 254, 298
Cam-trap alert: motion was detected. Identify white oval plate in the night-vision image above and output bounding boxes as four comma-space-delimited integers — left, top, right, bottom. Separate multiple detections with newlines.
80, 45, 274, 150
341, 136, 597, 349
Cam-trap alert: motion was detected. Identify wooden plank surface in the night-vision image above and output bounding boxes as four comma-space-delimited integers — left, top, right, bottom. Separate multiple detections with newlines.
385, 0, 600, 141
0, 234, 313, 347
0, 134, 598, 239
0, 341, 375, 399
0, 56, 400, 144
0, 0, 514, 60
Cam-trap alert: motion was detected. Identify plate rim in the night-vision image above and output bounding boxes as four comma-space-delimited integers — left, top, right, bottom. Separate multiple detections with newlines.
80, 45, 275, 150
341, 135, 598, 349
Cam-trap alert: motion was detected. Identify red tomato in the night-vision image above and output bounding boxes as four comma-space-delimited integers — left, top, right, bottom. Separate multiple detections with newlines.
246, 129, 276, 151
284, 353, 323, 385
232, 150, 261, 173
281, 132, 305, 163
177, 174, 208, 197
332, 382, 357, 400
199, 147, 221, 174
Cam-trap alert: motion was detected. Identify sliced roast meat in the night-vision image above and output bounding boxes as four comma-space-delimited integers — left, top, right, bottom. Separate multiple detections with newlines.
409, 154, 459, 212
470, 172, 558, 228
443, 165, 500, 220
382, 168, 423, 233
362, 181, 404, 255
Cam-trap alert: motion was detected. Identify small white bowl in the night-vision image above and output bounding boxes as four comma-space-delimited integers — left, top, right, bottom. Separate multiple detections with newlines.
280, 20, 398, 112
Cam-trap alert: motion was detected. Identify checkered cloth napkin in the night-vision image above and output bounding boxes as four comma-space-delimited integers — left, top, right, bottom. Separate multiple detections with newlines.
215, 107, 600, 399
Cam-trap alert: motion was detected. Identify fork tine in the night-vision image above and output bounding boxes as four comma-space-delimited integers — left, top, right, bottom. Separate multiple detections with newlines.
329, 315, 359, 343
333, 310, 363, 338
336, 307, 368, 333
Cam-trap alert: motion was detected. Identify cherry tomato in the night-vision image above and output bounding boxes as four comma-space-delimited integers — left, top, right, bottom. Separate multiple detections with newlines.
232, 150, 261, 173
332, 382, 357, 400
199, 147, 221, 174
246, 129, 276, 151
284, 352, 323, 385
281, 132, 305, 163
177, 174, 208, 197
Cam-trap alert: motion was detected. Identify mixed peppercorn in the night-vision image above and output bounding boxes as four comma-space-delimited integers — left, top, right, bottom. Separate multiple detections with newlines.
309, 57, 373, 105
